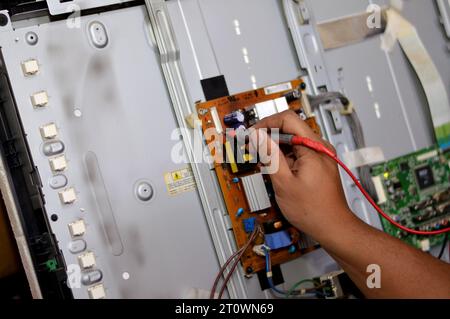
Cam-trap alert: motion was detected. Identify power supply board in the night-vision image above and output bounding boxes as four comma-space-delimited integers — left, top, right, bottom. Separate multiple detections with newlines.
196, 79, 320, 274
371, 147, 450, 250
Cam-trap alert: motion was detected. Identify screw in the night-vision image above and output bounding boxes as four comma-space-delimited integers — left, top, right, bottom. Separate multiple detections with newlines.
246, 267, 253, 274
50, 214, 58, 222
300, 82, 307, 90
25, 32, 38, 45
136, 181, 154, 202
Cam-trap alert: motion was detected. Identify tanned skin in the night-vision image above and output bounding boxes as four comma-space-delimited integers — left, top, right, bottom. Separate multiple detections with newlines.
252, 110, 450, 299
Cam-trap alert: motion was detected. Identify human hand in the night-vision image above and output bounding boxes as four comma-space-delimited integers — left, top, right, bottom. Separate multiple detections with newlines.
252, 110, 356, 240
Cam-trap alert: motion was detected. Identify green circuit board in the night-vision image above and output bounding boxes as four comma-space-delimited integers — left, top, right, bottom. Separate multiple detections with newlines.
371, 146, 450, 250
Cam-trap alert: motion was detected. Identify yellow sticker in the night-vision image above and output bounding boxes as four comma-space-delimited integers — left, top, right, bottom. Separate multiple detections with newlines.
164, 167, 196, 196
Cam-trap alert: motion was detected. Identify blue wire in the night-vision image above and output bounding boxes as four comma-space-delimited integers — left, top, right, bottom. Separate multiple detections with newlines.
264, 247, 288, 295
264, 246, 322, 298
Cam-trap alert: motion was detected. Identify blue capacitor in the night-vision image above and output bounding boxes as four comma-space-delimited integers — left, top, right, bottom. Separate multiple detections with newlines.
243, 217, 257, 233
236, 208, 244, 217
224, 111, 245, 126
232, 177, 240, 183
288, 245, 296, 254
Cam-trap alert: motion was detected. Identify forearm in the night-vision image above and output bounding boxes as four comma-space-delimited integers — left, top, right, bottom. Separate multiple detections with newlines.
315, 209, 450, 298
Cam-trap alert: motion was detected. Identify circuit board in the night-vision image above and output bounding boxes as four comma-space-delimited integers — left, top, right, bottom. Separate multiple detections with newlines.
196, 79, 320, 274
371, 146, 450, 250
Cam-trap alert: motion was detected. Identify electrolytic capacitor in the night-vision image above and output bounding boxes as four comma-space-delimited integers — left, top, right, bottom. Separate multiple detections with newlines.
232, 124, 247, 131
224, 111, 245, 126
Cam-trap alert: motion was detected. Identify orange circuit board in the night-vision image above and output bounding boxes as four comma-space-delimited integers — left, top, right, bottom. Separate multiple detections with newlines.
196, 79, 320, 274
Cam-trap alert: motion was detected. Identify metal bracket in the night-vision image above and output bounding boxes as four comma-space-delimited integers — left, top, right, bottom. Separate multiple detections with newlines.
282, 0, 383, 230
143, 0, 248, 298
45, 0, 135, 16
437, 0, 450, 39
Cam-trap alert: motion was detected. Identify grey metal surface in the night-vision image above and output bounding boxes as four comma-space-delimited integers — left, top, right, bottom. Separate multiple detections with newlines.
241, 173, 271, 213
169, 0, 450, 297
167, 0, 341, 298
1, 0, 447, 300
0, 5, 220, 298
306, 0, 448, 160
46, 0, 134, 16
436, 0, 450, 39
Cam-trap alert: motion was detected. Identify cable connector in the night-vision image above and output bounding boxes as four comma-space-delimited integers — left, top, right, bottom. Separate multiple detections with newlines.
253, 244, 270, 257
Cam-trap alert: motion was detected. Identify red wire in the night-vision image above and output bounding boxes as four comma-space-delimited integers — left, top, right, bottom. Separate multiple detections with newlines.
291, 136, 450, 236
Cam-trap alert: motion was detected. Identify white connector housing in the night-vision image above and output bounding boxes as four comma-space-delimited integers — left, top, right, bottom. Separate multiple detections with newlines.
88, 284, 106, 299
49, 155, 67, 172
68, 220, 86, 237
59, 187, 77, 204
31, 91, 49, 108
40, 123, 58, 139
22, 59, 39, 76
78, 251, 96, 269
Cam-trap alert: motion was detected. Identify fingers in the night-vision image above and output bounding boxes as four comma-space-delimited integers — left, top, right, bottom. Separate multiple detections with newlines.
252, 110, 319, 141
248, 128, 293, 184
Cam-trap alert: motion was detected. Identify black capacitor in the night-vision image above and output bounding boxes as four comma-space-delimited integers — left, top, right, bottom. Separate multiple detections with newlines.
231, 123, 246, 131
224, 110, 245, 126
283, 90, 302, 103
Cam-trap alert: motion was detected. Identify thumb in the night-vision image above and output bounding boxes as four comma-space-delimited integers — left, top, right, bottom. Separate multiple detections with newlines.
249, 128, 293, 183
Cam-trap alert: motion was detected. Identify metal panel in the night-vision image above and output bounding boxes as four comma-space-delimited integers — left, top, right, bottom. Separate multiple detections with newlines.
0, 5, 219, 298
166, 0, 341, 299
46, 0, 134, 16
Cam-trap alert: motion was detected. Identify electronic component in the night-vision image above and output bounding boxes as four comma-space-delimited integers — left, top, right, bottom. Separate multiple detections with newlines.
224, 110, 245, 126
243, 217, 257, 233
371, 146, 450, 250
78, 251, 96, 269
87, 284, 106, 299
30, 91, 49, 108
314, 270, 363, 299
49, 155, 67, 172
263, 219, 286, 234
265, 230, 291, 250
40, 123, 58, 139
196, 79, 319, 273
210, 107, 223, 134
241, 173, 271, 213
68, 220, 86, 237
415, 165, 435, 190
21, 59, 39, 76
224, 140, 238, 173
59, 187, 77, 204
252, 97, 289, 121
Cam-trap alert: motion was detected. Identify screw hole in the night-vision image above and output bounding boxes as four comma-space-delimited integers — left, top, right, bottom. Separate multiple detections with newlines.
0, 14, 8, 27
74, 108, 82, 117
50, 214, 58, 222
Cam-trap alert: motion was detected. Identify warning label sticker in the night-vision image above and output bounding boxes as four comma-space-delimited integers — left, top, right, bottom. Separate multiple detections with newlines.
164, 167, 196, 196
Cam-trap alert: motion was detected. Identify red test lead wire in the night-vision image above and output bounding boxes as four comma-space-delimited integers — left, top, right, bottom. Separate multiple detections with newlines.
284, 134, 450, 236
